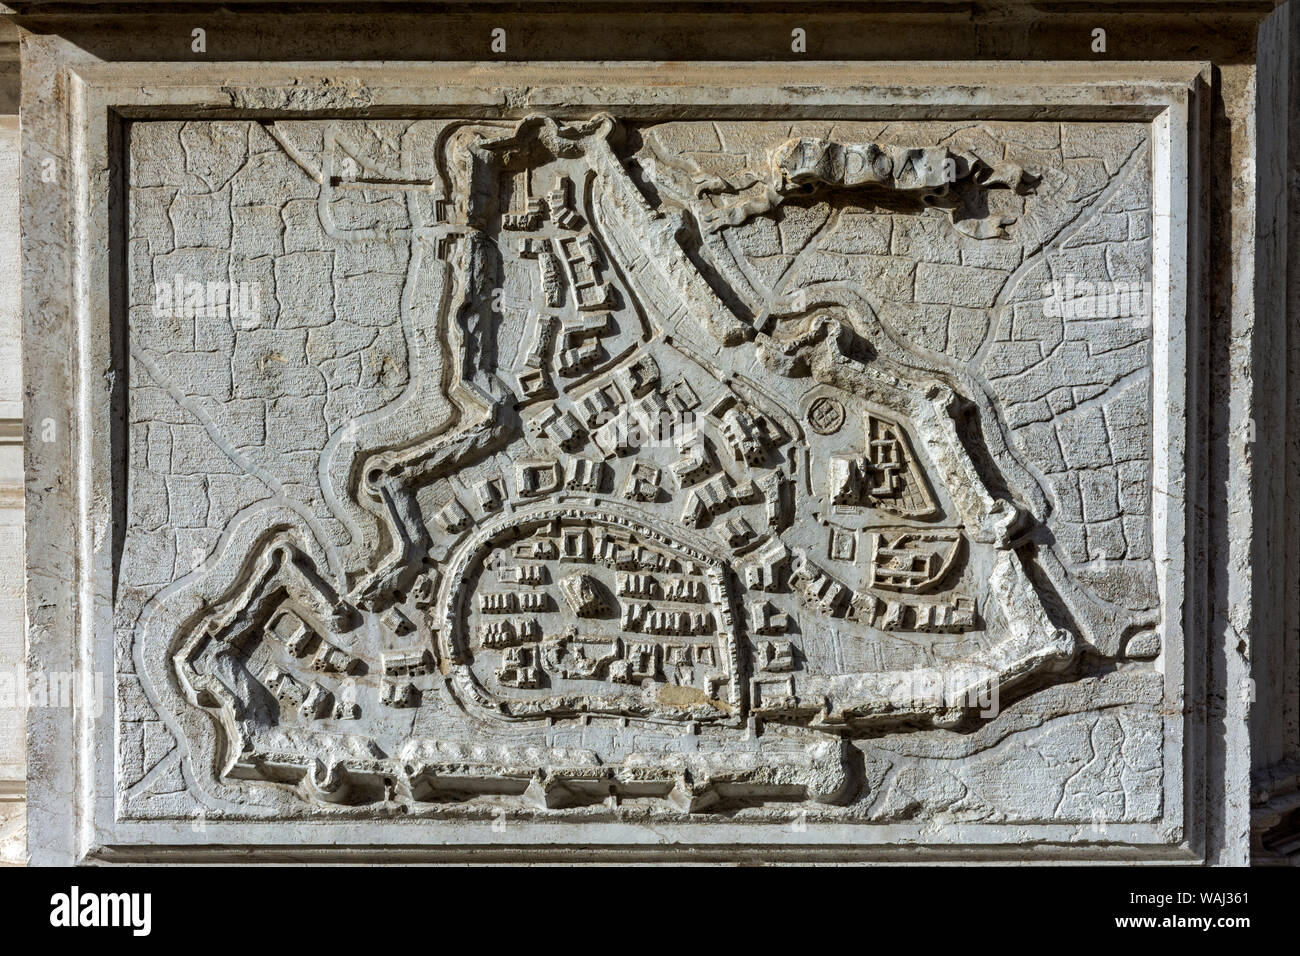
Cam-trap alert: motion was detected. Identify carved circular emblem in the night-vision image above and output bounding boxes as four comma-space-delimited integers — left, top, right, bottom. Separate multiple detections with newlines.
806, 396, 846, 435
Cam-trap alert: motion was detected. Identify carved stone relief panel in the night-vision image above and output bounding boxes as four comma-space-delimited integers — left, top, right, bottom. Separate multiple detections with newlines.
114, 108, 1171, 833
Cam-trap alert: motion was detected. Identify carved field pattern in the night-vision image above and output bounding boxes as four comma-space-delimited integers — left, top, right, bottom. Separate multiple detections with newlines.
115, 116, 1162, 826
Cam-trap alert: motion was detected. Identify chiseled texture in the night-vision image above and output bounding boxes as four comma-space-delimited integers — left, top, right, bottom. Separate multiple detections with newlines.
113, 113, 1168, 829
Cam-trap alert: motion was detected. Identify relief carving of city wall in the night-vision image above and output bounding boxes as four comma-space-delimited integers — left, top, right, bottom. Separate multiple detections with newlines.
116, 111, 1163, 827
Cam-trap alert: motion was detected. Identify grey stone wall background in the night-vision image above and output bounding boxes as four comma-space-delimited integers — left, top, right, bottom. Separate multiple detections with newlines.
1251, 2, 1300, 864
5, 0, 1299, 864
0, 18, 23, 866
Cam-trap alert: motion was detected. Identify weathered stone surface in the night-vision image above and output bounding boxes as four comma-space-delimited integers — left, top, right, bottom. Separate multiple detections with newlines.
0, 109, 23, 866
112, 110, 1171, 825
21, 56, 1231, 862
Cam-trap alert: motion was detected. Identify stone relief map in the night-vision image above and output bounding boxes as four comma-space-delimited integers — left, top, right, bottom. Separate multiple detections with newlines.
117, 113, 1163, 826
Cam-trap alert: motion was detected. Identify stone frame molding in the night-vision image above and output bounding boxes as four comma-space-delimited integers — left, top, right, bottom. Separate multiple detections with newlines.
22, 52, 1210, 863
